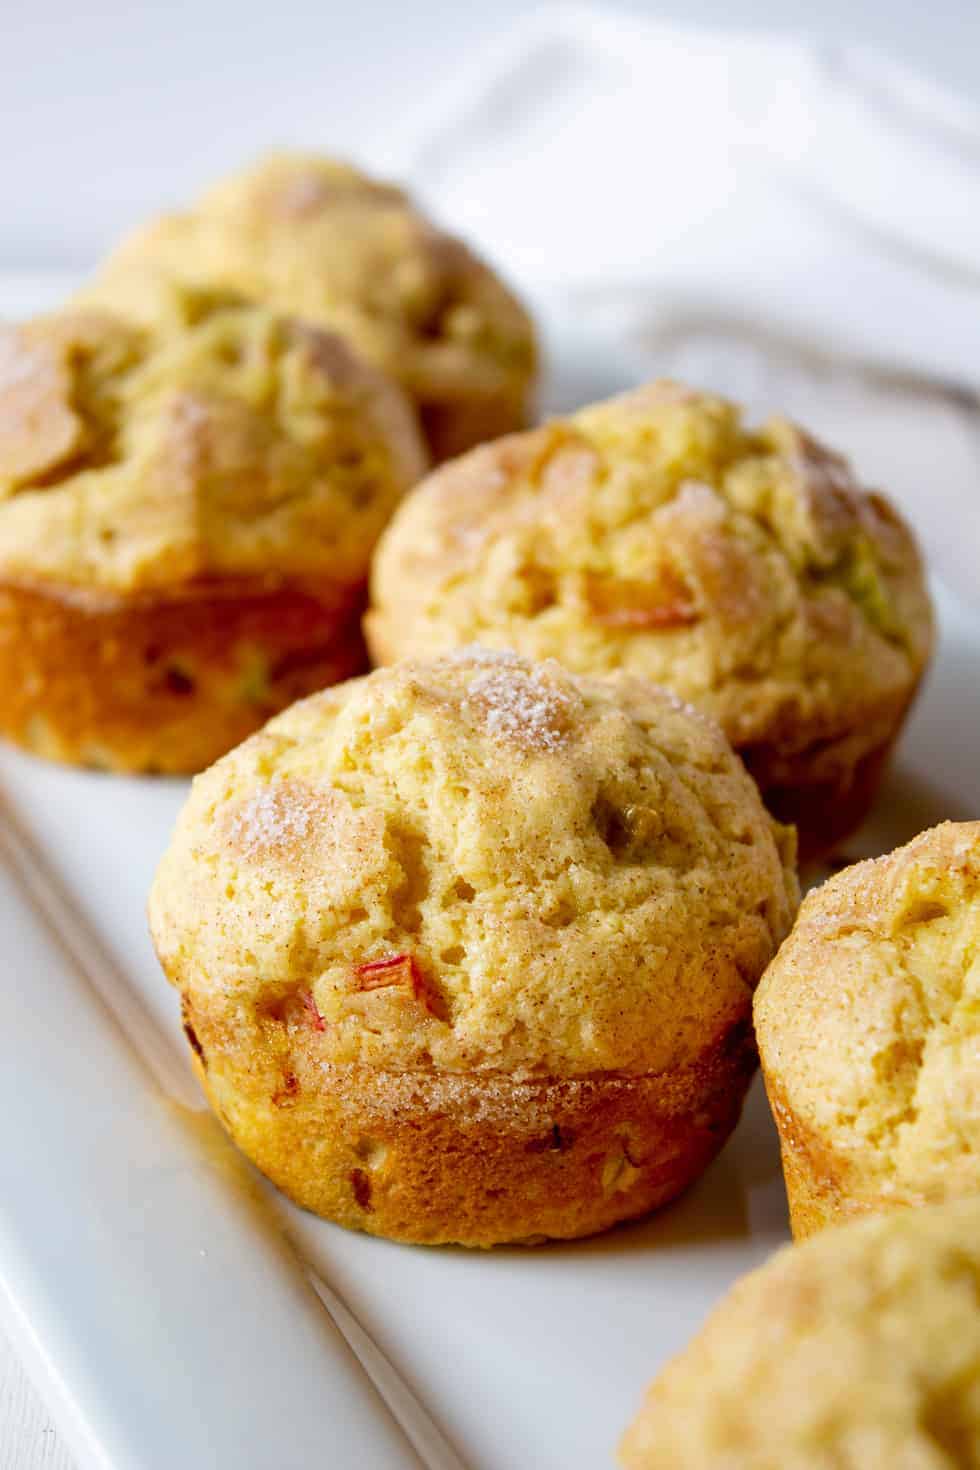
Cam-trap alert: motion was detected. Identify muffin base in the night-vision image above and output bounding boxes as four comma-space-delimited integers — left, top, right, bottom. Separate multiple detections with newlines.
0, 575, 368, 774
417, 387, 534, 465
762, 1071, 922, 1239
184, 1007, 759, 1247
742, 715, 911, 865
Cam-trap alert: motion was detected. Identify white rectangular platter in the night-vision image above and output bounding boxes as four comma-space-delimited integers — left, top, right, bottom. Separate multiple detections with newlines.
0, 306, 978, 1470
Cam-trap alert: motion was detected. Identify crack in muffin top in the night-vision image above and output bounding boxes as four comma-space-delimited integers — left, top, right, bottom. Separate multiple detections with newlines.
0, 292, 426, 593
150, 650, 798, 1077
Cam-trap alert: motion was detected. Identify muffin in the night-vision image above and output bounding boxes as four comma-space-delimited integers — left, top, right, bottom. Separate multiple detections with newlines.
148, 649, 797, 1246
755, 821, 980, 1239
367, 383, 934, 860
0, 292, 426, 772
619, 1195, 980, 1469
82, 152, 538, 462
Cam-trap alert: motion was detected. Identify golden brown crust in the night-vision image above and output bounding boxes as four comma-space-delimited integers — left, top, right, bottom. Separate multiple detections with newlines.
756, 821, 980, 1234
150, 652, 797, 1243
0, 575, 368, 773
762, 1071, 901, 1239
150, 653, 798, 1076
0, 302, 427, 597
0, 296, 426, 770
184, 999, 758, 1246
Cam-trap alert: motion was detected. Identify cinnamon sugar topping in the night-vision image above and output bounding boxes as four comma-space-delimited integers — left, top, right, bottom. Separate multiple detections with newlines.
463, 655, 572, 751
227, 783, 316, 853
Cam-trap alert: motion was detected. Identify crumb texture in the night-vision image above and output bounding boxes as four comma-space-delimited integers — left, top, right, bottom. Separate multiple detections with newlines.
368, 383, 933, 757
150, 650, 798, 1077
620, 1196, 980, 1469
755, 821, 980, 1203
0, 296, 425, 592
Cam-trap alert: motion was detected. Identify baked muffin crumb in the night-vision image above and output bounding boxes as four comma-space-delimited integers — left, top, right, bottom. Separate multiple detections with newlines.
150, 651, 798, 1243
0, 294, 425, 770
620, 1195, 980, 1469
755, 820, 980, 1235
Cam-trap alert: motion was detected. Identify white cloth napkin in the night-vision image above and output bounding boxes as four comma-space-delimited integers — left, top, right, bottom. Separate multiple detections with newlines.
395, 5, 980, 609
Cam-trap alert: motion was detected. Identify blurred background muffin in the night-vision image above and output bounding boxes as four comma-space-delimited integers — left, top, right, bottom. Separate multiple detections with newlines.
368, 382, 934, 859
149, 649, 797, 1246
0, 289, 425, 772
81, 152, 538, 463
620, 1195, 980, 1469
755, 820, 980, 1238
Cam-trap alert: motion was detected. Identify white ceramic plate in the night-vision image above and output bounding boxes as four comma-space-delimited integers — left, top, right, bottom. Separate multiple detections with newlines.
0, 307, 977, 1470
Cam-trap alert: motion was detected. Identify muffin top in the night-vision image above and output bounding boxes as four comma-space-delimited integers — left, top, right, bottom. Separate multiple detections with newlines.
0, 291, 426, 595
84, 152, 538, 439
368, 383, 933, 751
149, 650, 797, 1077
755, 821, 980, 1203
620, 1195, 980, 1470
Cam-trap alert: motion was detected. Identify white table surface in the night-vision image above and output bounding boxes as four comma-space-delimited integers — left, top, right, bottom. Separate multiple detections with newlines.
1, 1, 978, 1464
0, 1326, 73, 1470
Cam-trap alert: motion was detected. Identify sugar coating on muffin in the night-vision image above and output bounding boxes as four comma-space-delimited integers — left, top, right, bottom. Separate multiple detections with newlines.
755, 821, 980, 1224
152, 649, 797, 1078
0, 295, 426, 594
620, 1195, 980, 1469
84, 152, 538, 460
367, 383, 933, 853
